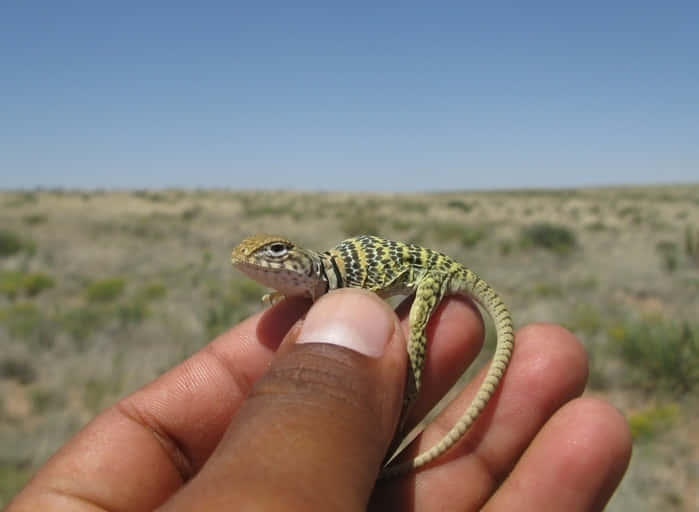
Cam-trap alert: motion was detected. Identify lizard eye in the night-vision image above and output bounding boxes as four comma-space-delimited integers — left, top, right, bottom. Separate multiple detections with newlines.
266, 242, 289, 258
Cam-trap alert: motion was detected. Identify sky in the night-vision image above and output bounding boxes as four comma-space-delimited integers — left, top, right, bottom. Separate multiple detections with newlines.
1, 2, 697, 191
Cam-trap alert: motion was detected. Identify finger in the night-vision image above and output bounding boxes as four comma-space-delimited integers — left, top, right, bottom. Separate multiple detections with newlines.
7, 297, 312, 512
484, 397, 631, 511
160, 289, 408, 511
372, 323, 590, 511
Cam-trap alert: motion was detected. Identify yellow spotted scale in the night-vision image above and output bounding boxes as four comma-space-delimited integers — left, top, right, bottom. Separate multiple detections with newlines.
231, 234, 514, 479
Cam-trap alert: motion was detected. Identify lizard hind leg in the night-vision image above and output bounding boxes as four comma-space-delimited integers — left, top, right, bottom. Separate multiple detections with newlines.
405, 273, 446, 400
385, 274, 447, 460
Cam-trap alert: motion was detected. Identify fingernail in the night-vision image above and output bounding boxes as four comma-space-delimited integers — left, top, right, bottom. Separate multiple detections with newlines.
296, 291, 393, 358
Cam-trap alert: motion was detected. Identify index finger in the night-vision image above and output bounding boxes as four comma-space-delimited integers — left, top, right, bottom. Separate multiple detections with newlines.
7, 298, 311, 512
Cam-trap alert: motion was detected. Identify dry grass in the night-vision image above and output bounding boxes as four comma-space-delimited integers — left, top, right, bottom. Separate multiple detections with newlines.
1, 185, 698, 510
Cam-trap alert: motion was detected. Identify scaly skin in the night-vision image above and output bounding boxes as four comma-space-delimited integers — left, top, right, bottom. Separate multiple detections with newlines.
231, 234, 514, 479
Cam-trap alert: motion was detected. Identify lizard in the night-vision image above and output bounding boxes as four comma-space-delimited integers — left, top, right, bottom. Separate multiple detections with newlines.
231, 234, 514, 479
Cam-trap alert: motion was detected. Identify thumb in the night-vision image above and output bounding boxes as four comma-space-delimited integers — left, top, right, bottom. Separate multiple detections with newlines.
161, 289, 408, 511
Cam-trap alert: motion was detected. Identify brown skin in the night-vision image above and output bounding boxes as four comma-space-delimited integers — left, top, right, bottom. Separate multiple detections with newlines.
7, 289, 631, 511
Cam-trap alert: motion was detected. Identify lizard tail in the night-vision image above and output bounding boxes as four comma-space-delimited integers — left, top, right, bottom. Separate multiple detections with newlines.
380, 279, 514, 479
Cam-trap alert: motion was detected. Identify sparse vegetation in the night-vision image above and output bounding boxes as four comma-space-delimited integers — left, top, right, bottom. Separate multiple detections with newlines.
609, 317, 698, 394
0, 186, 698, 510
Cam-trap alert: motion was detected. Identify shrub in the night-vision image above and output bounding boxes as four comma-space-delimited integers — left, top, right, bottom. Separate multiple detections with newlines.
685, 225, 699, 267
656, 240, 679, 273
30, 388, 66, 413
181, 206, 202, 221
628, 403, 679, 441
446, 200, 474, 213
0, 358, 36, 384
83, 377, 119, 412
520, 223, 577, 253
60, 306, 108, 343
431, 222, 486, 248
21, 213, 48, 225
609, 317, 698, 394
340, 212, 382, 237
0, 271, 23, 299
0, 271, 54, 298
116, 298, 149, 326
0, 302, 42, 339
22, 273, 55, 296
0, 230, 34, 258
205, 293, 243, 339
566, 304, 603, 335
142, 281, 166, 300
85, 278, 125, 302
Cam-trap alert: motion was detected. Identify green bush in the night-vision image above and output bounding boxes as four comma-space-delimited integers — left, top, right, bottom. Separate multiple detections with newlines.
431, 222, 486, 248
0, 464, 33, 508
116, 298, 149, 326
205, 293, 243, 339
0, 302, 43, 339
566, 304, 603, 335
609, 317, 698, 394
446, 199, 474, 213
83, 377, 120, 413
31, 387, 66, 413
0, 271, 54, 298
656, 240, 679, 273
0, 271, 23, 299
22, 273, 55, 296
340, 211, 382, 237
85, 278, 125, 302
181, 206, 203, 221
142, 281, 167, 300
498, 239, 514, 256
0, 230, 34, 258
520, 223, 577, 253
60, 306, 108, 343
21, 213, 48, 225
530, 281, 563, 298
685, 225, 699, 267
628, 404, 679, 441
0, 358, 36, 384
585, 221, 607, 232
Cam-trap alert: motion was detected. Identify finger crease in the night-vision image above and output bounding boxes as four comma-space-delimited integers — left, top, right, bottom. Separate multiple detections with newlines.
43, 484, 115, 512
115, 400, 194, 482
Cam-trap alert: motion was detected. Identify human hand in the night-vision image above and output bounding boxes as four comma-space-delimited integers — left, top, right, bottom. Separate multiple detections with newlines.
7, 289, 631, 511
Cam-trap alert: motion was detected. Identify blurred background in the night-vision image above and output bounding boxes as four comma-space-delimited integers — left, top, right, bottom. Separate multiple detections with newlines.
1, 3, 697, 509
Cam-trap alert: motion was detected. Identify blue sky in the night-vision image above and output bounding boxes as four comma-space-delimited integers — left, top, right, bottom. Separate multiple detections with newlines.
1, 2, 697, 191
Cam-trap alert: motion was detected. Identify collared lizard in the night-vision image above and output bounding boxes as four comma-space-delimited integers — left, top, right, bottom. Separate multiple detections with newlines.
231, 234, 514, 479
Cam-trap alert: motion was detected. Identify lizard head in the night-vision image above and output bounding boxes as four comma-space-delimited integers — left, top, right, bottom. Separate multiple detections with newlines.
231, 235, 326, 299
